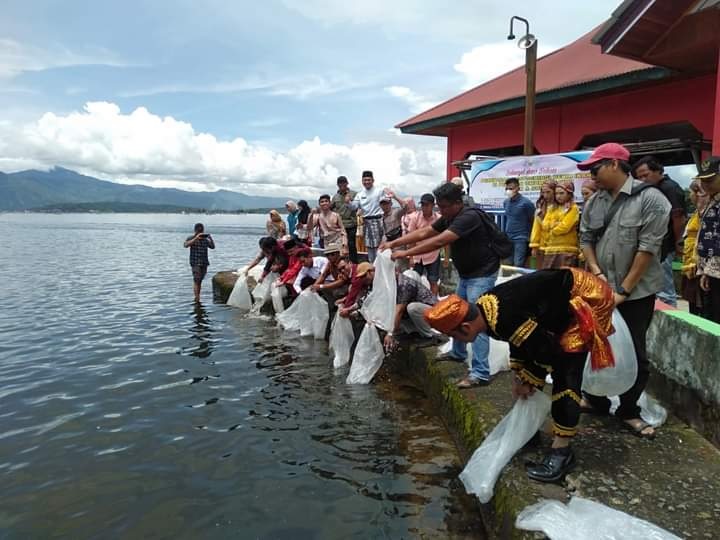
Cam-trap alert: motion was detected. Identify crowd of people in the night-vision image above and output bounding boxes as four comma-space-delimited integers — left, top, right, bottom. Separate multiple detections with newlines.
184, 145, 720, 484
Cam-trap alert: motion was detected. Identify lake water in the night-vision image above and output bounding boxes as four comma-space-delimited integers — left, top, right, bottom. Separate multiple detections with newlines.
0, 213, 484, 539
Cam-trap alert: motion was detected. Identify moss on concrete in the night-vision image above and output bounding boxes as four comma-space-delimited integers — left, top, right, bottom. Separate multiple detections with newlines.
212, 271, 239, 304
387, 343, 720, 539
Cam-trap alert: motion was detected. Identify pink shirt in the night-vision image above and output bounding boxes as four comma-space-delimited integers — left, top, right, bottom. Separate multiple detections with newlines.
406, 210, 441, 265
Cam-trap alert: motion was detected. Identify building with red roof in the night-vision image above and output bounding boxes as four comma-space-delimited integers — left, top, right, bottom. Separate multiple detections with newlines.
397, 0, 720, 179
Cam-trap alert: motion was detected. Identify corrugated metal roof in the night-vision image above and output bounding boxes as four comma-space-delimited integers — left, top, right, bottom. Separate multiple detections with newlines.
396, 24, 655, 131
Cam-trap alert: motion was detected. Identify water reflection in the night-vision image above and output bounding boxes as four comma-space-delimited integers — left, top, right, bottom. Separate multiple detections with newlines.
182, 302, 214, 358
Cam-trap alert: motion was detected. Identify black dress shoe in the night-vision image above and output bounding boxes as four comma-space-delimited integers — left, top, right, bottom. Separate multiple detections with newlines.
525, 447, 576, 483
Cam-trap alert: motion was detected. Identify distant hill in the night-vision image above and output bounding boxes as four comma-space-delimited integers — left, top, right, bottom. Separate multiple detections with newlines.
0, 167, 290, 211
30, 201, 281, 214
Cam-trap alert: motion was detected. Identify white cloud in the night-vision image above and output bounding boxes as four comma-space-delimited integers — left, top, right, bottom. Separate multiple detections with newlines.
384, 86, 438, 114
0, 101, 446, 198
454, 41, 558, 89
0, 39, 129, 80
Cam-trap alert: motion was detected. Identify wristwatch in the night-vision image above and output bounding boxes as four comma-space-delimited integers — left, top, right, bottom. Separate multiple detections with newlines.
617, 286, 631, 297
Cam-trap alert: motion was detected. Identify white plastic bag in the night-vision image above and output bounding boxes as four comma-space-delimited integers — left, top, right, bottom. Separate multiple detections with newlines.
438, 338, 510, 376
582, 309, 638, 397
299, 291, 328, 340
460, 391, 551, 503
402, 269, 431, 290
329, 311, 354, 368
359, 250, 396, 331
271, 283, 286, 314
516, 496, 681, 539
227, 273, 252, 310
275, 290, 302, 331
346, 324, 385, 384
251, 271, 277, 312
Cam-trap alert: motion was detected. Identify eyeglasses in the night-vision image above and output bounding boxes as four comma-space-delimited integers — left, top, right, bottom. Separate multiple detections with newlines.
590, 159, 613, 176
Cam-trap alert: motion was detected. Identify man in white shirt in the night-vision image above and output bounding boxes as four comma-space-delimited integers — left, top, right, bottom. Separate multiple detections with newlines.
293, 252, 331, 294
348, 170, 386, 262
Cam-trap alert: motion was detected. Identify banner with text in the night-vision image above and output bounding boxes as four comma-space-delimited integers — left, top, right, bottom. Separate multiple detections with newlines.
469, 151, 592, 210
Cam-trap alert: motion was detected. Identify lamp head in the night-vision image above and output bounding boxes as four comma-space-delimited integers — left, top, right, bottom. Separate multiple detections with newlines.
517, 33, 537, 49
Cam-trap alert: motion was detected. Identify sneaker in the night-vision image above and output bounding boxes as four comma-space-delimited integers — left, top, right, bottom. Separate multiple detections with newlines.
456, 376, 490, 388
435, 352, 466, 363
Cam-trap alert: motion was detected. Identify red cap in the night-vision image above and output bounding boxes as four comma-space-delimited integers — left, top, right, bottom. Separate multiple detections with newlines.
576, 143, 630, 171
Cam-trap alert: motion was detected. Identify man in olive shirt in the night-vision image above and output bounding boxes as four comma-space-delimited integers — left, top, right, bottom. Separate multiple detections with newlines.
331, 176, 358, 263
579, 143, 670, 439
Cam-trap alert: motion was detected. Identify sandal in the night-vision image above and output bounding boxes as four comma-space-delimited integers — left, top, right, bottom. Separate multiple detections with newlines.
456, 377, 490, 389
622, 418, 656, 439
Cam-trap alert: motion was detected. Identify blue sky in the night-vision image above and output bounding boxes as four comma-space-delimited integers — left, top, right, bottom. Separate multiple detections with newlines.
0, 0, 626, 197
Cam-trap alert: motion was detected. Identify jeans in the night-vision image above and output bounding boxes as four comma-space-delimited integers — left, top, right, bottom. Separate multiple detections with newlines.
451, 273, 498, 381
657, 251, 677, 307
511, 239, 528, 267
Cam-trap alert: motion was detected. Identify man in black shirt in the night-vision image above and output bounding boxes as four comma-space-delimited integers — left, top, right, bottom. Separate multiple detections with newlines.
381, 182, 500, 388
632, 156, 687, 306
184, 222, 215, 302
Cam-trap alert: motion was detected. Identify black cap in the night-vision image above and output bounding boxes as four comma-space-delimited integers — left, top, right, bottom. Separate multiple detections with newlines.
337, 175, 348, 185
361, 170, 374, 179
420, 193, 434, 205
695, 156, 720, 180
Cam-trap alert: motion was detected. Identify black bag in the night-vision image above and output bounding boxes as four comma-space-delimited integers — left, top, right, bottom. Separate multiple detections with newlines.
384, 226, 402, 242
472, 208, 514, 259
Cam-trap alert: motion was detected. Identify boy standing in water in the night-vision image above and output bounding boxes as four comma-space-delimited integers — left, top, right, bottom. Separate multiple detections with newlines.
184, 223, 215, 302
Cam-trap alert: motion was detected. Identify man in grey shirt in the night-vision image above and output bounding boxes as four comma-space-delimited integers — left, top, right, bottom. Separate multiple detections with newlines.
578, 143, 670, 439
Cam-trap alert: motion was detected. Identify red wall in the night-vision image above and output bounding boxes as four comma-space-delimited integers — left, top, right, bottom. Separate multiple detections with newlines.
445, 74, 717, 179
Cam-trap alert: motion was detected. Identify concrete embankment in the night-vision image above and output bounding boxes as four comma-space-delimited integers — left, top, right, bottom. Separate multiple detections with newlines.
388, 344, 720, 539
214, 270, 720, 537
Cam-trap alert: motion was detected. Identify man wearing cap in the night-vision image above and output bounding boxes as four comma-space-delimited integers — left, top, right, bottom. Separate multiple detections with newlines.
696, 156, 720, 323
578, 142, 670, 438
338, 262, 374, 318
381, 182, 500, 389
406, 193, 442, 295
348, 170, 386, 263
632, 156, 687, 307
311, 244, 350, 300
331, 176, 358, 263
424, 268, 615, 482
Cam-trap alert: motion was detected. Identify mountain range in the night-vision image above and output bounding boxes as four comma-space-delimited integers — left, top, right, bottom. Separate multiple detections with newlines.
0, 167, 291, 212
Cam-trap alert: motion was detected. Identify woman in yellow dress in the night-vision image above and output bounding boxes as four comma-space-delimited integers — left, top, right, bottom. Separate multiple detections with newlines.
681, 180, 709, 315
541, 180, 580, 269
529, 180, 557, 269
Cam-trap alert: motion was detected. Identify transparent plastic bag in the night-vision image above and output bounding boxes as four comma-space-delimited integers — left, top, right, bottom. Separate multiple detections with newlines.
402, 269, 431, 290
299, 291, 328, 340
275, 289, 303, 331
459, 391, 551, 503
227, 273, 252, 310
438, 338, 509, 375
516, 496, 681, 539
251, 271, 276, 310
329, 311, 354, 368
582, 309, 638, 397
271, 283, 286, 314
360, 249, 396, 331
346, 324, 385, 384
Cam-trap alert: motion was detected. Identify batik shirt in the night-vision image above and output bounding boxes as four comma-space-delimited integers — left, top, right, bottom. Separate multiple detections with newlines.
697, 194, 720, 279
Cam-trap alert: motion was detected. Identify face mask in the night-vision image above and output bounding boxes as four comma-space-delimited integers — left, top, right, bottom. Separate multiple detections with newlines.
505, 189, 515, 198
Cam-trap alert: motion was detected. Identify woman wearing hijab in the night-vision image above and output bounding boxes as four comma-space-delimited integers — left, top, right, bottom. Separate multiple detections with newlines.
294, 200, 312, 245
266, 210, 287, 239
529, 180, 557, 268
681, 180, 709, 315
542, 181, 580, 268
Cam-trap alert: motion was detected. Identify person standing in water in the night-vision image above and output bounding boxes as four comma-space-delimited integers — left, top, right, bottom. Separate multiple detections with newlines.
184, 223, 215, 302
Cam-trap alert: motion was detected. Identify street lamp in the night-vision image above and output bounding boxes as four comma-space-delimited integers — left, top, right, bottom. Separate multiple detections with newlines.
508, 16, 538, 156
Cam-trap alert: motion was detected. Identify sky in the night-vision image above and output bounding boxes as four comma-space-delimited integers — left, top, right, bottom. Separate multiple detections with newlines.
0, 0, 628, 198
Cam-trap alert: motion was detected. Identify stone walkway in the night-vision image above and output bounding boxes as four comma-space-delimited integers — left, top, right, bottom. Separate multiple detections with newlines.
389, 345, 720, 539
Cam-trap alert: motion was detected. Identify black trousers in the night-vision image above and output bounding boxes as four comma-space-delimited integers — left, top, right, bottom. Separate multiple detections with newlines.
345, 226, 358, 263
516, 350, 586, 438
585, 294, 656, 420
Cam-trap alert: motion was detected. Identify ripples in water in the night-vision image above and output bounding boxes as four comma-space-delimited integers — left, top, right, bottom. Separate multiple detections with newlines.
0, 213, 484, 539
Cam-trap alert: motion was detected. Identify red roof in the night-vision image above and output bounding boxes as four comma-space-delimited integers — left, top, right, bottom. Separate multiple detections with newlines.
396, 25, 655, 132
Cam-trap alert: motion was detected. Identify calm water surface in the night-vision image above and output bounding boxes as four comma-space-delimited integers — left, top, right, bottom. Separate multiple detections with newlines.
0, 213, 484, 539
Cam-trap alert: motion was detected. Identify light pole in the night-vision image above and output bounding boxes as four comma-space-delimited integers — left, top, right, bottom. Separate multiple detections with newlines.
508, 16, 537, 156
